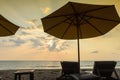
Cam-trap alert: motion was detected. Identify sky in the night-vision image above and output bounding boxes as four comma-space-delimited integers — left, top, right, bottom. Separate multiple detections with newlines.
0, 0, 120, 61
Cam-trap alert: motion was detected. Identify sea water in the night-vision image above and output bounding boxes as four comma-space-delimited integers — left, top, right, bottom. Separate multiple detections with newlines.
0, 61, 119, 70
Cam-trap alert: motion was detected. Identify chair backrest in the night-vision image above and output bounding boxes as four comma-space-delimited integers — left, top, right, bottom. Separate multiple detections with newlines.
61, 61, 79, 75
93, 61, 116, 77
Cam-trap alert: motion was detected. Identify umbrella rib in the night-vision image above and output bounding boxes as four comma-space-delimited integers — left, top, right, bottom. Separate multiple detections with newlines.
65, 16, 77, 25
0, 15, 19, 27
61, 18, 74, 39
0, 17, 10, 22
83, 18, 103, 35
79, 17, 92, 25
85, 15, 120, 22
70, 2, 85, 39
0, 23, 14, 34
69, 2, 78, 15
0, 15, 10, 22
41, 14, 74, 19
83, 6, 113, 14
45, 16, 73, 32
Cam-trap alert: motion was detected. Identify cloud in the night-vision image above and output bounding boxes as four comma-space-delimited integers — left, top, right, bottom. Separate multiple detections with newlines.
0, 40, 16, 46
91, 50, 99, 54
0, 25, 70, 54
41, 7, 51, 14
47, 39, 56, 51
47, 37, 70, 52
25, 19, 41, 28
29, 39, 43, 47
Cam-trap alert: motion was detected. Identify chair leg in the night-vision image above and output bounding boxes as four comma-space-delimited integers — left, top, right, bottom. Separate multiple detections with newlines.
14, 74, 17, 80
114, 70, 120, 80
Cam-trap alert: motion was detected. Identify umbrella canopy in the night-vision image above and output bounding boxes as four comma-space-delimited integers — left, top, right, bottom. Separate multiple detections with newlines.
41, 2, 120, 73
0, 15, 19, 37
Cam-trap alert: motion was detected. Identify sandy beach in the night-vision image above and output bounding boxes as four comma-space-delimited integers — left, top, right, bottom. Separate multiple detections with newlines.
0, 69, 61, 80
0, 69, 120, 80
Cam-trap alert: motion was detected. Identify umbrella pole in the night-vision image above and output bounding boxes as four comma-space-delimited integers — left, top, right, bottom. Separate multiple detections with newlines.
77, 22, 80, 74
77, 35, 80, 74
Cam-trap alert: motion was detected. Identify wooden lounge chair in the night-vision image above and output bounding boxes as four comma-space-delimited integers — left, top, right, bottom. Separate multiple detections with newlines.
56, 61, 99, 80
56, 61, 79, 80
93, 61, 120, 80
61, 61, 79, 76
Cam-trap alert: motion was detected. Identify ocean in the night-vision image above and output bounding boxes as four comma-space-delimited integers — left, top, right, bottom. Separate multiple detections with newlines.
0, 61, 120, 70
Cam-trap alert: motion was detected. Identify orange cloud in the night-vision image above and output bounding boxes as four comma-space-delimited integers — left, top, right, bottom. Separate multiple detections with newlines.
42, 7, 51, 14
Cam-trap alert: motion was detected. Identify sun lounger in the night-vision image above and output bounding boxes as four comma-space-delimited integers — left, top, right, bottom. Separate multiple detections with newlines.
56, 61, 99, 80
93, 61, 120, 80
61, 61, 79, 76
56, 61, 79, 80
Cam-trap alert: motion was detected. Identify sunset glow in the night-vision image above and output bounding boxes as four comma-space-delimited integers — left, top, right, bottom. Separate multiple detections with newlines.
0, 0, 120, 61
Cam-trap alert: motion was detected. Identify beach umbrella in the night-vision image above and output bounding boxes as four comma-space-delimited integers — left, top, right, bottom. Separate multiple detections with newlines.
41, 2, 120, 73
0, 14, 19, 37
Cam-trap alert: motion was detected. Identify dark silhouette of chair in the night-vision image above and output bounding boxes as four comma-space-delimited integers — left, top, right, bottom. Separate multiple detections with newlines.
93, 61, 120, 80
61, 61, 79, 76
56, 61, 79, 80
56, 61, 99, 80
